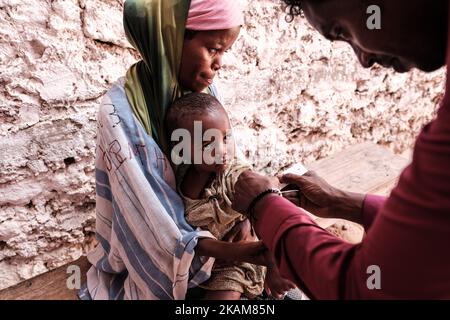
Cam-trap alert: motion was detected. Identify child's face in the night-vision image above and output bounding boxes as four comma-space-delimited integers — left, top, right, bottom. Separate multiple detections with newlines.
178, 27, 241, 92
179, 108, 236, 174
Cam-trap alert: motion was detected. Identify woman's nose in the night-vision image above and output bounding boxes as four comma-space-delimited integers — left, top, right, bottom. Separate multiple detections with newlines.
212, 54, 223, 71
359, 51, 375, 68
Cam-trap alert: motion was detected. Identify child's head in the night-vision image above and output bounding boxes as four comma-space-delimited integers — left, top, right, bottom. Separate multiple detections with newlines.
166, 93, 235, 174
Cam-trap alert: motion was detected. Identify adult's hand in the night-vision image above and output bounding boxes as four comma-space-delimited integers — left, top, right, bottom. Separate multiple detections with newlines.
232, 170, 280, 214
280, 171, 366, 224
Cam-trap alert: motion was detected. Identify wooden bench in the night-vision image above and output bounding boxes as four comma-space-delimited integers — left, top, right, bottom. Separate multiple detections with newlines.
0, 142, 410, 300
307, 142, 409, 242
0, 256, 91, 300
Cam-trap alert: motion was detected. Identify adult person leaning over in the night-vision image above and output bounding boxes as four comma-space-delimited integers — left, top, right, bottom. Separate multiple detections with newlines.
79, 0, 267, 300
232, 0, 450, 299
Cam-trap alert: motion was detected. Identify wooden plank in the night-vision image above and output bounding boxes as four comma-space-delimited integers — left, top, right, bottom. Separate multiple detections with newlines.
305, 142, 410, 242
308, 142, 409, 195
0, 256, 90, 300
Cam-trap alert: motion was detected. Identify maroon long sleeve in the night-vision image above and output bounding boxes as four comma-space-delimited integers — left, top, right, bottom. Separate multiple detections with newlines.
361, 194, 386, 230
255, 27, 450, 301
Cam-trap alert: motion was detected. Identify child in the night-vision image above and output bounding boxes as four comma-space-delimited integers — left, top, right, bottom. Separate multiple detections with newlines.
165, 92, 295, 300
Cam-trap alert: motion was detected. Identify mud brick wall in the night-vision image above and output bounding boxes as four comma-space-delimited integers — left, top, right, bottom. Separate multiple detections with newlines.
0, 0, 444, 289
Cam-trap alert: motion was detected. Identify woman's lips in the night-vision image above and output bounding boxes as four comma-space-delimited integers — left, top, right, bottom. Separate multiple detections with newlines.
197, 77, 213, 87
199, 73, 215, 86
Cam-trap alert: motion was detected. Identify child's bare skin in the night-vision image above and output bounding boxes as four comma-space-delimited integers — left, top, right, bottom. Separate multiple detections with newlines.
169, 93, 296, 300
263, 250, 296, 299
179, 113, 295, 300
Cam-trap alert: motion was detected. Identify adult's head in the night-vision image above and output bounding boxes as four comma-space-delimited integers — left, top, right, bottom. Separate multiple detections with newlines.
179, 0, 242, 92
283, 0, 448, 72
179, 28, 240, 92
123, 0, 243, 151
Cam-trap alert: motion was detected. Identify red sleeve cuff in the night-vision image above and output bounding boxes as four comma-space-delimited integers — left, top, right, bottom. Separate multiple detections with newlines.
254, 195, 318, 251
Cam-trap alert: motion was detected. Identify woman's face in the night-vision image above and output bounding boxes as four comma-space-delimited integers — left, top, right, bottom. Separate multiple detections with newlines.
179, 27, 241, 92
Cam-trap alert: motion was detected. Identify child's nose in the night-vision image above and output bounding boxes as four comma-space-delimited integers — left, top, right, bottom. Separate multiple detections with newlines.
216, 143, 227, 162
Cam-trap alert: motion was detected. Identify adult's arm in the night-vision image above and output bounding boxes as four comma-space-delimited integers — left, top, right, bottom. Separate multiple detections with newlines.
249, 117, 450, 299
279, 172, 386, 231
361, 194, 386, 230
253, 195, 366, 299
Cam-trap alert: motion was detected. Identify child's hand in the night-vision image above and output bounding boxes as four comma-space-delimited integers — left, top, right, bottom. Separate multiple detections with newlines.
264, 267, 297, 300
263, 249, 296, 299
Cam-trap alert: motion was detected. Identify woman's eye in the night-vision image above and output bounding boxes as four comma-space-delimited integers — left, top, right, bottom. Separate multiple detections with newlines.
208, 48, 219, 54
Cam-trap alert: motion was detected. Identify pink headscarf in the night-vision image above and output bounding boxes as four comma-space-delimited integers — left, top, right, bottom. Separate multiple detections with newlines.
186, 0, 244, 31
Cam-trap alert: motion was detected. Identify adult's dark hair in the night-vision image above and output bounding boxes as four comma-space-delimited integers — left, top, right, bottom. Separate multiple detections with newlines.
282, 0, 304, 22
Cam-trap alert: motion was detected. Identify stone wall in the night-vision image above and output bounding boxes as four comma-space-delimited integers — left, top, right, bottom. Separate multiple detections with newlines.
0, 0, 445, 289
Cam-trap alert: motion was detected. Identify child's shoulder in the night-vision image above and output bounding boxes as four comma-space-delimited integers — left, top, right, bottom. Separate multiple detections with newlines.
219, 161, 253, 196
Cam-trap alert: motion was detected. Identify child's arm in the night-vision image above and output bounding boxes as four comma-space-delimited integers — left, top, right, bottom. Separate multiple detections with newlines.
196, 238, 268, 266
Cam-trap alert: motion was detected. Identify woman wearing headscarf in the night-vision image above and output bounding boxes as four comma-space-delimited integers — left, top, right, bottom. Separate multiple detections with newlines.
79, 0, 264, 300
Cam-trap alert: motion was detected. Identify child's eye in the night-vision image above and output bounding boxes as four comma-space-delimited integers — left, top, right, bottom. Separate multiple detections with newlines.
224, 132, 232, 142
208, 48, 219, 54
203, 141, 214, 151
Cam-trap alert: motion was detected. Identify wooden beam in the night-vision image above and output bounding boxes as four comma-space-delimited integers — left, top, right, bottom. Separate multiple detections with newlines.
0, 256, 90, 300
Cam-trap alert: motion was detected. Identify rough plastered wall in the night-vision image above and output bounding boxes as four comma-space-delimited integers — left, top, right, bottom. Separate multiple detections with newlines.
0, 0, 445, 289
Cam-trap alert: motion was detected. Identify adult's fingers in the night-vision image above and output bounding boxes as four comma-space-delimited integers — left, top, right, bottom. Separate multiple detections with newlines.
279, 171, 314, 186
282, 193, 300, 206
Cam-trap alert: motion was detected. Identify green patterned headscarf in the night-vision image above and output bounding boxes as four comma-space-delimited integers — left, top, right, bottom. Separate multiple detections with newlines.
123, 0, 192, 152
